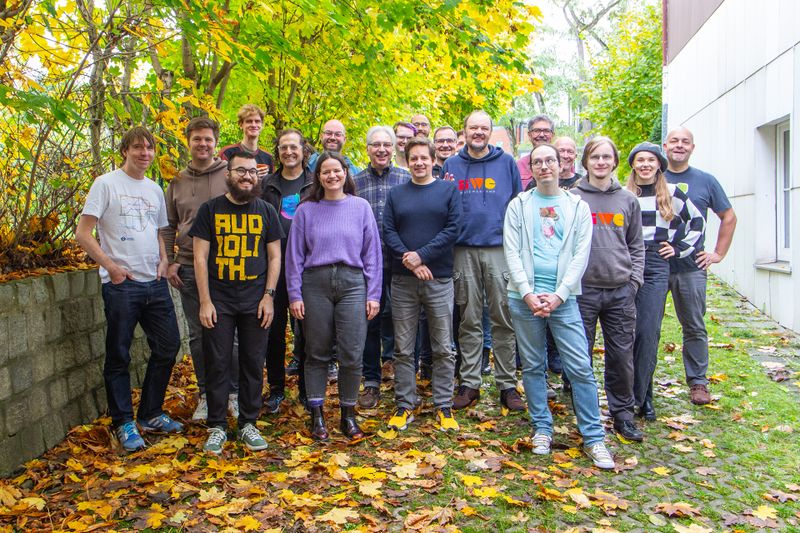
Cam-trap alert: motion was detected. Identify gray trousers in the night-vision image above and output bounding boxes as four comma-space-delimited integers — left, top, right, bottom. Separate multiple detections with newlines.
668, 268, 709, 386
391, 275, 455, 409
302, 264, 367, 407
454, 246, 517, 391
177, 265, 238, 395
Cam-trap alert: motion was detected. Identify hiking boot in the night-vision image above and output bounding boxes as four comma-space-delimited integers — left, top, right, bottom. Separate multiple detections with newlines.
340, 406, 365, 440
613, 419, 644, 442
138, 413, 183, 434
358, 386, 380, 409
116, 421, 145, 452
452, 385, 480, 410
381, 360, 395, 381
480, 348, 491, 375
532, 432, 552, 455
192, 394, 208, 421
310, 406, 328, 441
237, 423, 268, 451
228, 394, 239, 419
327, 361, 339, 382
387, 408, 415, 431
690, 384, 711, 405
203, 427, 227, 455
500, 388, 526, 411
286, 357, 300, 376
435, 408, 459, 432
583, 441, 615, 470
265, 392, 285, 414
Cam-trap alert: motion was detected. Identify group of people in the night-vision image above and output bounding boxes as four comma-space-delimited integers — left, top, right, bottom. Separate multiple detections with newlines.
77, 105, 736, 471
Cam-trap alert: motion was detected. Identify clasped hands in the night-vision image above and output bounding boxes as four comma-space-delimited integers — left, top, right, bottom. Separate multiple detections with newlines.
402, 251, 433, 281
523, 292, 563, 318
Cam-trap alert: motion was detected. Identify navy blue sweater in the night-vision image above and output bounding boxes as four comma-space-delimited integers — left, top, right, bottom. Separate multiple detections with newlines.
383, 179, 462, 277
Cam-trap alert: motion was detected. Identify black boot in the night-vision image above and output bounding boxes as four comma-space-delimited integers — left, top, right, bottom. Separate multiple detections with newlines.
639, 398, 656, 422
310, 406, 328, 441
340, 406, 365, 440
481, 347, 491, 375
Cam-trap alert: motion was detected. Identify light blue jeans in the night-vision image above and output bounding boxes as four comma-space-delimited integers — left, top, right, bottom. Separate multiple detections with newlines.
508, 296, 605, 445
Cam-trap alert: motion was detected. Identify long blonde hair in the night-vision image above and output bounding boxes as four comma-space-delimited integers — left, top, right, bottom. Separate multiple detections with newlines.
627, 169, 674, 222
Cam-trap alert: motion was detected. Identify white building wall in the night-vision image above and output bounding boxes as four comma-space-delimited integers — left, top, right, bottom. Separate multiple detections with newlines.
663, 0, 800, 331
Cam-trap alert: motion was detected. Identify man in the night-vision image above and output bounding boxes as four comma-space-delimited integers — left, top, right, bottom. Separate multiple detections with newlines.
76, 127, 183, 452
456, 130, 466, 152
410, 114, 431, 138
442, 110, 525, 411
503, 143, 615, 469
307, 119, 360, 176
354, 126, 411, 408
432, 126, 458, 179
261, 129, 314, 413
384, 138, 461, 431
162, 117, 240, 422
190, 150, 283, 454
393, 121, 416, 169
219, 104, 274, 179
573, 136, 645, 442
517, 115, 555, 190
664, 127, 737, 405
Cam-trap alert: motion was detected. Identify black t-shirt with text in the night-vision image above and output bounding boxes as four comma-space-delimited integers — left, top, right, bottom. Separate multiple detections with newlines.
189, 195, 283, 303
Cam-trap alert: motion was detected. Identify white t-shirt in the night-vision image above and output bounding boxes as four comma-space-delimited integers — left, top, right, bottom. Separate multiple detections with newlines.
82, 168, 168, 283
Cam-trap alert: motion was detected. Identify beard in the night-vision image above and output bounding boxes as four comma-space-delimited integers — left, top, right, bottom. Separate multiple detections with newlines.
323, 139, 344, 152
226, 175, 262, 203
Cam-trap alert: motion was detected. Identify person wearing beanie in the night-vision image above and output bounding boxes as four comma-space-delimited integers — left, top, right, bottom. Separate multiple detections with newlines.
626, 142, 705, 421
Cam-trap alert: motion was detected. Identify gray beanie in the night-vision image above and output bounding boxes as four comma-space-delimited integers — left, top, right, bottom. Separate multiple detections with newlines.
628, 142, 668, 172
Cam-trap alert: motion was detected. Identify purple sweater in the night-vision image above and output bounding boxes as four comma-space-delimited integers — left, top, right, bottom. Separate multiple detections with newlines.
285, 195, 382, 302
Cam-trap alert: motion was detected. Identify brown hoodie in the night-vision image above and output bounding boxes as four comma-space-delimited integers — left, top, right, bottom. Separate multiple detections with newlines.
160, 158, 229, 266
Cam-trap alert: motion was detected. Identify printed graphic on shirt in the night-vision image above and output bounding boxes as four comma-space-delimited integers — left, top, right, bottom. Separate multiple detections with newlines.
676, 182, 689, 194
281, 193, 300, 220
214, 213, 263, 280
539, 206, 560, 247
119, 195, 158, 233
591, 211, 626, 228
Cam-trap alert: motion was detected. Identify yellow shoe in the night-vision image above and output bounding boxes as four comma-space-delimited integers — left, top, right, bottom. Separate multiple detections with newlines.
436, 408, 459, 432
387, 408, 414, 431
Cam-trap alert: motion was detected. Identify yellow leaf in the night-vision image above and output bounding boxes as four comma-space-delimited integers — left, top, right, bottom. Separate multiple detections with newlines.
146, 509, 166, 528
234, 515, 261, 531
463, 439, 482, 447
565, 488, 591, 508
457, 474, 483, 487
561, 504, 578, 514
198, 486, 226, 502
651, 467, 670, 476
66, 520, 88, 531
377, 428, 397, 440
346, 466, 387, 480
502, 494, 528, 506
752, 504, 777, 520
19, 497, 46, 510
317, 507, 358, 525
358, 480, 382, 497
472, 486, 500, 498
147, 435, 188, 454
391, 462, 418, 479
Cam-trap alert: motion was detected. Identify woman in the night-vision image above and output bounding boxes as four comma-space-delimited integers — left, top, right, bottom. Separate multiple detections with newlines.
626, 142, 705, 421
285, 151, 382, 441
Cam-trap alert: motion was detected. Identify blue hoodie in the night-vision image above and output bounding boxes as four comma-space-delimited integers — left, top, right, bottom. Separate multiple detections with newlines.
441, 145, 522, 247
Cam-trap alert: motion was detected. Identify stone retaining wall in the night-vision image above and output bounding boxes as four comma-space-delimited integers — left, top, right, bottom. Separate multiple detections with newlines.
0, 269, 188, 475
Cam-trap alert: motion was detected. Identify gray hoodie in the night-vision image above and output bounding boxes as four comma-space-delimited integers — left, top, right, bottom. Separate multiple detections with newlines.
573, 177, 644, 289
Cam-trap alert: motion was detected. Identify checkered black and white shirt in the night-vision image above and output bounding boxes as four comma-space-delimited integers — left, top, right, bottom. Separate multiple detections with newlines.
636, 183, 705, 258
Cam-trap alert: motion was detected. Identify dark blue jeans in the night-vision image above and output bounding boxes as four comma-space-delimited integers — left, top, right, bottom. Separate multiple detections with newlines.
362, 269, 394, 388
633, 249, 670, 406
102, 279, 181, 427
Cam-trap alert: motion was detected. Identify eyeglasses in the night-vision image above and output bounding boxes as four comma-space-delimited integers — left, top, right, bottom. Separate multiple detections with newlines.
322, 130, 345, 138
278, 144, 301, 152
231, 167, 259, 177
412, 121, 429, 128
531, 158, 558, 168
368, 142, 393, 149
529, 128, 553, 135
434, 138, 457, 145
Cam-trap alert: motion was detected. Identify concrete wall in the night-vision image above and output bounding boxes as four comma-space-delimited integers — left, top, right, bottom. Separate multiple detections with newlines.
0, 270, 188, 475
663, 0, 800, 332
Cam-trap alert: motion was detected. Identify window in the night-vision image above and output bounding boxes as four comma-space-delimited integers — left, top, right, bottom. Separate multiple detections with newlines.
776, 122, 791, 261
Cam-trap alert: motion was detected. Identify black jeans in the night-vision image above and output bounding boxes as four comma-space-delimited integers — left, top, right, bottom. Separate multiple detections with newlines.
266, 267, 289, 395
203, 294, 268, 428
578, 284, 637, 421
101, 279, 180, 427
633, 250, 670, 406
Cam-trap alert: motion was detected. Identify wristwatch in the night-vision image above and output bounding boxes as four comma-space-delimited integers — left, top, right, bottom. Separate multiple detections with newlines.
264, 288, 276, 297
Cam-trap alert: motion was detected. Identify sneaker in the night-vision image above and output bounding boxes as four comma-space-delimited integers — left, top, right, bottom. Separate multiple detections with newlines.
237, 423, 268, 451
532, 432, 552, 455
228, 394, 239, 419
436, 408, 459, 432
452, 385, 480, 410
387, 408, 414, 431
358, 386, 380, 409
500, 388, 526, 411
583, 441, 615, 470
690, 384, 711, 405
203, 427, 227, 455
192, 394, 208, 421
327, 361, 339, 382
138, 413, 184, 434
286, 357, 300, 376
116, 421, 145, 452
381, 360, 395, 381
265, 392, 285, 414
613, 418, 644, 442
547, 383, 557, 400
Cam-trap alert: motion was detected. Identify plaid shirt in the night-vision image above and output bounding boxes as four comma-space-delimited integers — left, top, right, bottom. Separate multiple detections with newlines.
354, 165, 410, 237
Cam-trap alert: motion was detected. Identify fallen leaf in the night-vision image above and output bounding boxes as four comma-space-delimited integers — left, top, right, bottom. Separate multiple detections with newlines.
358, 480, 382, 497
234, 515, 261, 531
752, 504, 778, 520
654, 501, 701, 517
317, 507, 358, 525
651, 467, 671, 476
457, 474, 483, 487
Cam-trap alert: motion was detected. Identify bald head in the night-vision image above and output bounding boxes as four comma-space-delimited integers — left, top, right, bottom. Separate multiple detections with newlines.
554, 136, 578, 178
665, 127, 694, 143
663, 127, 695, 171
321, 120, 347, 151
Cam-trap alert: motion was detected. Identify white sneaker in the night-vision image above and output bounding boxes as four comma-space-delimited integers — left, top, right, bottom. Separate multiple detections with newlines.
583, 441, 615, 470
228, 394, 239, 419
532, 432, 552, 455
192, 394, 208, 421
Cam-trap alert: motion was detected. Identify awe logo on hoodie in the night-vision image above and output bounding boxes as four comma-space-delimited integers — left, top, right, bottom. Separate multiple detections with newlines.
457, 177, 497, 192
591, 211, 625, 227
